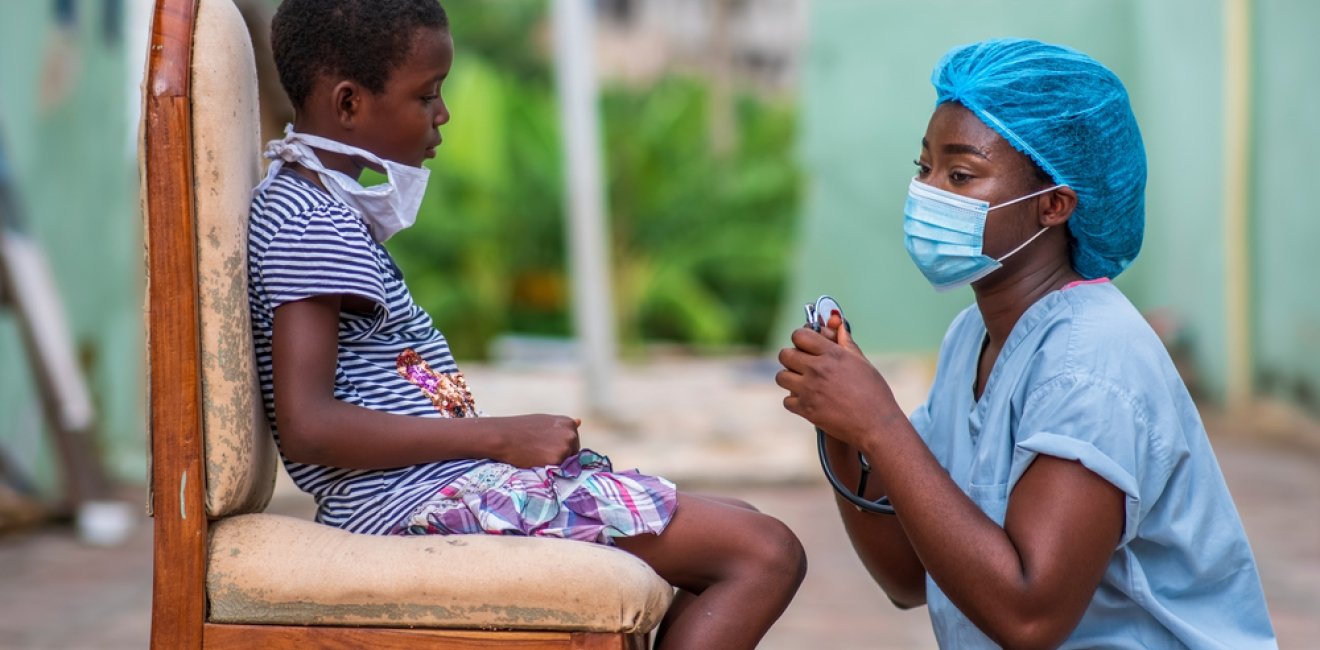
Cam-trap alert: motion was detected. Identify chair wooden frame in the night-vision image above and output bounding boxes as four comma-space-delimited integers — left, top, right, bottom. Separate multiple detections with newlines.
142, 1, 651, 647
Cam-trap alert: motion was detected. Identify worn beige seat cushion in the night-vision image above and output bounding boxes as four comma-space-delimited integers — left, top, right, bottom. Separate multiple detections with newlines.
207, 514, 673, 632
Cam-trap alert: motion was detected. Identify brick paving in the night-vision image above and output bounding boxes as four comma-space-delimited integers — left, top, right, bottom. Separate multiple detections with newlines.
0, 358, 1315, 649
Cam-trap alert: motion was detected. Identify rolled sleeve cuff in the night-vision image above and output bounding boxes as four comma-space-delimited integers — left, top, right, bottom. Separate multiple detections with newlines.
1012, 432, 1142, 546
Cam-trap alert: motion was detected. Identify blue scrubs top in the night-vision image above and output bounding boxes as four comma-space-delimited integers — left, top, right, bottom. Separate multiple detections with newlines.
908, 282, 1276, 649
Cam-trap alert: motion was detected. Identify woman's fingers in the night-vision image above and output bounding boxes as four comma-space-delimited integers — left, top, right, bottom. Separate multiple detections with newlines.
780, 321, 872, 426
789, 326, 832, 354
836, 316, 858, 353
824, 313, 865, 356
775, 367, 803, 393
777, 345, 807, 373
782, 393, 802, 417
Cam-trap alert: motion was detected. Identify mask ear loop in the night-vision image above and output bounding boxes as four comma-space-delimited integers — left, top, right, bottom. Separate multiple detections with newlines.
995, 225, 1050, 262
989, 183, 1064, 211
990, 185, 1066, 263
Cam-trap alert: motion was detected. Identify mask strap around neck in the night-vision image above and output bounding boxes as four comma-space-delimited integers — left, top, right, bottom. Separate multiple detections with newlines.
295, 132, 388, 170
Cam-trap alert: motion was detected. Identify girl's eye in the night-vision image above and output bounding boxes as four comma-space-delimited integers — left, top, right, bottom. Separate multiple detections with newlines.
950, 170, 972, 184
913, 159, 930, 176
422, 95, 438, 104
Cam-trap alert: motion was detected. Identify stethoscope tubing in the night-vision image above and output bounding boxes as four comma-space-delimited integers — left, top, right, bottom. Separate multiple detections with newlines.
817, 427, 896, 515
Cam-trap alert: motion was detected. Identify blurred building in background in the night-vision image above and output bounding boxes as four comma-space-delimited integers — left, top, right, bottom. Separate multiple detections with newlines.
596, 0, 807, 91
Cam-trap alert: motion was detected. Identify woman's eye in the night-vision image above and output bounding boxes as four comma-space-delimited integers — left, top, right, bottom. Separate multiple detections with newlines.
913, 159, 930, 176
950, 171, 972, 183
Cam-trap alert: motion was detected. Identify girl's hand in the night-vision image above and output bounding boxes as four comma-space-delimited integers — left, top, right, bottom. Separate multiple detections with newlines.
776, 314, 905, 450
492, 414, 582, 468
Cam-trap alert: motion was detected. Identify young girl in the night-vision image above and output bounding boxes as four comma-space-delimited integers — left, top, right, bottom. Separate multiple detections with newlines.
778, 39, 1276, 648
249, 1, 805, 647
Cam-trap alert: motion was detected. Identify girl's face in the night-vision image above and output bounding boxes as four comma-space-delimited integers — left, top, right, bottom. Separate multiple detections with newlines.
914, 102, 1050, 260
351, 26, 453, 168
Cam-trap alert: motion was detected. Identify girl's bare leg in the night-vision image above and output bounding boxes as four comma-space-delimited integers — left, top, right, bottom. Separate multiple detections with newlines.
652, 493, 760, 641
615, 492, 807, 649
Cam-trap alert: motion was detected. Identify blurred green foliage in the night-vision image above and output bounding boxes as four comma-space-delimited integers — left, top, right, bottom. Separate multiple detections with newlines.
387, 0, 800, 359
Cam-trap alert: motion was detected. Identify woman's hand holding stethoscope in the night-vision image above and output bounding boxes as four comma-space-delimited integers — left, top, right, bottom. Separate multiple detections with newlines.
776, 296, 908, 514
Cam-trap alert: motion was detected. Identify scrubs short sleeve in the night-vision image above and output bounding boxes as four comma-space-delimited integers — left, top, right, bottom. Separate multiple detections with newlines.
1008, 374, 1166, 546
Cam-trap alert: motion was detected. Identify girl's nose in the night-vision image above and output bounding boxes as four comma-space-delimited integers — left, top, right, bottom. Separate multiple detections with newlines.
434, 101, 450, 127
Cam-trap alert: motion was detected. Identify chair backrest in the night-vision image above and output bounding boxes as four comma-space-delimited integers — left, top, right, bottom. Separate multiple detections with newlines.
190, 0, 276, 518
143, 0, 274, 522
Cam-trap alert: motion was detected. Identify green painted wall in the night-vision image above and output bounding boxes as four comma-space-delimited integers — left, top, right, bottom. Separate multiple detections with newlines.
1132, 0, 1230, 400
0, 1, 145, 494
1252, 0, 1320, 408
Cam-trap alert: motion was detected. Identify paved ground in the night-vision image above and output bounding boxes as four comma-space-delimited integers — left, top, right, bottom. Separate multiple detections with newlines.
1, 358, 1317, 649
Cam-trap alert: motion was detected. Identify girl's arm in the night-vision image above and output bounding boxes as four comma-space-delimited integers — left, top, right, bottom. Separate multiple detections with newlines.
272, 294, 581, 470
780, 326, 1124, 650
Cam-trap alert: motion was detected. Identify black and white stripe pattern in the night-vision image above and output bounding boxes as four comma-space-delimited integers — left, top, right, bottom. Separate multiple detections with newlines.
247, 171, 480, 533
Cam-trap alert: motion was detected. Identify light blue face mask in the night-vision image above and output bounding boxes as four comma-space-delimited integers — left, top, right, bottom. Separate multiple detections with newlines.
903, 178, 1062, 291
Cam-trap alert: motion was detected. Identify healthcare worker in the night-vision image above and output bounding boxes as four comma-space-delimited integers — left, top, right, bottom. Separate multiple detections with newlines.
777, 38, 1277, 649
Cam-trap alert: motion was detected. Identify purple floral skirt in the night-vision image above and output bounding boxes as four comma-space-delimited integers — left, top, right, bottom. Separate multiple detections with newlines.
393, 449, 677, 545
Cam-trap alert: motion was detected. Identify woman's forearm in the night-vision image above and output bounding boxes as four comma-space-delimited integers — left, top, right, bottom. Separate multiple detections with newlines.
822, 435, 928, 607
863, 426, 1037, 635
858, 419, 1119, 650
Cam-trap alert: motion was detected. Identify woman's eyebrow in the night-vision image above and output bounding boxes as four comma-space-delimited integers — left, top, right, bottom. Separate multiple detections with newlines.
942, 143, 991, 159
920, 138, 991, 159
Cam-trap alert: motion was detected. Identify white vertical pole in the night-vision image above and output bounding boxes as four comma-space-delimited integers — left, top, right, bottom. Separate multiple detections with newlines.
552, 0, 618, 416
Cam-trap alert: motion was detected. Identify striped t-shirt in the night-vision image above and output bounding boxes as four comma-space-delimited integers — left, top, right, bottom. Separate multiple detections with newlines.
247, 170, 484, 534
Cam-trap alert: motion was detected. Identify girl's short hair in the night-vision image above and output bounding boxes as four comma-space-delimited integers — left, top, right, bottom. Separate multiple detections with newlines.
271, 0, 449, 109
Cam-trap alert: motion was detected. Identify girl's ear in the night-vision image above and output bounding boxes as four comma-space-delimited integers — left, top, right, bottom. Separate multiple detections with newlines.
331, 80, 362, 129
1039, 186, 1078, 228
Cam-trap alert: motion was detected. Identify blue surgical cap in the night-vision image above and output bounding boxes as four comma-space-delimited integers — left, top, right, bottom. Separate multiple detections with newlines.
932, 39, 1147, 279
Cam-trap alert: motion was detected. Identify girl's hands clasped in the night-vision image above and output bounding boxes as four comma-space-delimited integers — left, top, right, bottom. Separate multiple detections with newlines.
776, 314, 905, 451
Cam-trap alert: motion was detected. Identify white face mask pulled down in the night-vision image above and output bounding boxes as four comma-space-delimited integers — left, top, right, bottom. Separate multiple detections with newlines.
255, 125, 430, 242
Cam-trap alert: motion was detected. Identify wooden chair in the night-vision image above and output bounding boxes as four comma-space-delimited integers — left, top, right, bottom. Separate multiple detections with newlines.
139, 1, 671, 647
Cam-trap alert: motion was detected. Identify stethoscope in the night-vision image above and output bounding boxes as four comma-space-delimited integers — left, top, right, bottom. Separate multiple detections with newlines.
804, 295, 896, 515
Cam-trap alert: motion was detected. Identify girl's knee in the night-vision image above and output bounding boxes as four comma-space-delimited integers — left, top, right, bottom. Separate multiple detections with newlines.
741, 514, 807, 582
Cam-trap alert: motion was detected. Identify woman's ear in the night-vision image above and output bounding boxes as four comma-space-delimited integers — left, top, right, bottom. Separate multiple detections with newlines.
331, 80, 362, 128
1040, 186, 1078, 228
